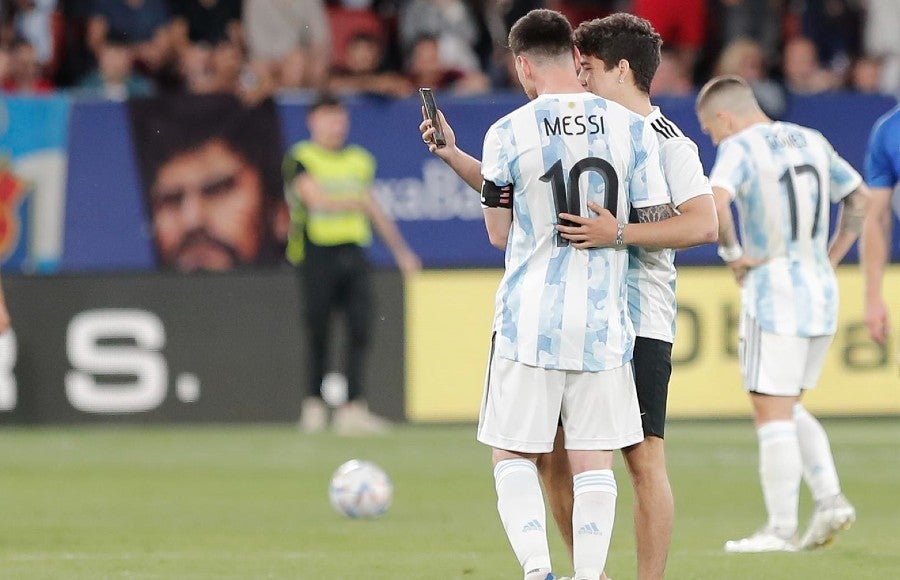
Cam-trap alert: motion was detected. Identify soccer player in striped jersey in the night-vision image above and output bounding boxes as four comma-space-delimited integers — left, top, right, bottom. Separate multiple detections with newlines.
420, 13, 716, 580
861, 105, 899, 345
696, 75, 870, 553
474, 9, 671, 580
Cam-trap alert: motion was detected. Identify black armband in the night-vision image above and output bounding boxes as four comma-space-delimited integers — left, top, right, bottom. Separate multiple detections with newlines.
481, 180, 513, 209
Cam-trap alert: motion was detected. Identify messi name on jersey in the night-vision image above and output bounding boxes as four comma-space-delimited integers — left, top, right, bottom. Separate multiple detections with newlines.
542, 114, 605, 137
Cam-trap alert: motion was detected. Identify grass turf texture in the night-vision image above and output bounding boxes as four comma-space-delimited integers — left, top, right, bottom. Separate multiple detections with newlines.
0, 419, 897, 579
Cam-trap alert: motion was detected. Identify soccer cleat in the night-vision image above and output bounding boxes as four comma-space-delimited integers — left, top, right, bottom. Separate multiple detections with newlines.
332, 400, 391, 435
799, 493, 856, 550
299, 396, 328, 434
724, 526, 798, 553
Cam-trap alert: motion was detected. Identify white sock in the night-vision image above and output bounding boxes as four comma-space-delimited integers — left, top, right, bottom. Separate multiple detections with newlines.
493, 459, 552, 577
757, 420, 802, 536
793, 403, 842, 504
572, 469, 617, 580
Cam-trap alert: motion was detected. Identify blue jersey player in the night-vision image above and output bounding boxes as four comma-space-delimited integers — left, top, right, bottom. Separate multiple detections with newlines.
861, 104, 900, 345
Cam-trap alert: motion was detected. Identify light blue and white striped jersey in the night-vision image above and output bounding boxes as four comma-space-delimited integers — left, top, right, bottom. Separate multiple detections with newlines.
709, 121, 862, 337
482, 92, 669, 371
627, 108, 712, 343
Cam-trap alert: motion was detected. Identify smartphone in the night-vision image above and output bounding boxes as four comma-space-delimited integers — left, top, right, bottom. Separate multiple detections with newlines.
419, 88, 447, 147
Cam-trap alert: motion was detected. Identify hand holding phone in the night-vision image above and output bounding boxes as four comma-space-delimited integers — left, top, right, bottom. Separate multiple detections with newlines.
419, 88, 447, 147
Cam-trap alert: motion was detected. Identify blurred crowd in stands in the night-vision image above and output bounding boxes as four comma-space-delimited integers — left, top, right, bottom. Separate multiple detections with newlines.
1, 0, 898, 109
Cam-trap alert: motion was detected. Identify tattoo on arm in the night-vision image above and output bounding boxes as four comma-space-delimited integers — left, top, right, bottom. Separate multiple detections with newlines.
635, 203, 676, 223
839, 188, 867, 236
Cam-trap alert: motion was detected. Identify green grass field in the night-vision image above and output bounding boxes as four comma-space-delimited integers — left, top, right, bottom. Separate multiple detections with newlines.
0, 419, 897, 579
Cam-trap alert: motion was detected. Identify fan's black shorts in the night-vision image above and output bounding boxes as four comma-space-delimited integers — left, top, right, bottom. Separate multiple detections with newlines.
632, 337, 673, 439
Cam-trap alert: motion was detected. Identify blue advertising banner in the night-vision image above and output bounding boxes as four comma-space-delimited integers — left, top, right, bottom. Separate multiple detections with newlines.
2, 91, 896, 273
0, 96, 69, 273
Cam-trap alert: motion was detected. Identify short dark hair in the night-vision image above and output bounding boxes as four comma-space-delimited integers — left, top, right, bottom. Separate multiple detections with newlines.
574, 13, 662, 95
308, 91, 344, 114
508, 9, 573, 59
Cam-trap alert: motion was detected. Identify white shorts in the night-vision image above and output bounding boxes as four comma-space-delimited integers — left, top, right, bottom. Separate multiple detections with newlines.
740, 315, 833, 397
476, 344, 644, 453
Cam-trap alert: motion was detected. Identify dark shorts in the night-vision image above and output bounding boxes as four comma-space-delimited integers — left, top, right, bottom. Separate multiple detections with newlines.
632, 336, 673, 439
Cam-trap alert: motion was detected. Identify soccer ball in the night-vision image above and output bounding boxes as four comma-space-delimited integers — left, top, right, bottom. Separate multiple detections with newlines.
328, 459, 393, 519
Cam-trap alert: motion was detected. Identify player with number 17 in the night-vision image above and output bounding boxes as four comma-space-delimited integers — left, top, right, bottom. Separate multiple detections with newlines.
697, 75, 869, 553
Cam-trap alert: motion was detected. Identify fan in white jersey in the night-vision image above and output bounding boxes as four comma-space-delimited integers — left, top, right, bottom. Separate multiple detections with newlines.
697, 75, 870, 554
546, 14, 718, 580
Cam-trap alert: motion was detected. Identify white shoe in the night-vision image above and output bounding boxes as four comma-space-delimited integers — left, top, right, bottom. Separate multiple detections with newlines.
799, 493, 856, 550
724, 526, 798, 553
332, 400, 390, 435
299, 397, 328, 434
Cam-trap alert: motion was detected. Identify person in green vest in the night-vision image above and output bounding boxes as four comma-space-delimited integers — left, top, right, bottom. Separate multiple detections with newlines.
284, 92, 420, 435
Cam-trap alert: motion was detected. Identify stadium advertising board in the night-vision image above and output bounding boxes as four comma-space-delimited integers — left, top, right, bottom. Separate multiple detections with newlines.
0, 96, 69, 273
0, 270, 405, 424
406, 267, 900, 422
0, 92, 891, 274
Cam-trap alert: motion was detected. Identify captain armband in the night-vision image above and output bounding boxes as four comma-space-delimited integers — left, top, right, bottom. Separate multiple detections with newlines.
481, 180, 513, 209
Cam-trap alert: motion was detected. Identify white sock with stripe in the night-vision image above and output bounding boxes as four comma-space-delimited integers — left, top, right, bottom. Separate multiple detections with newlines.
493, 459, 552, 578
572, 469, 617, 580
793, 403, 842, 504
757, 420, 802, 536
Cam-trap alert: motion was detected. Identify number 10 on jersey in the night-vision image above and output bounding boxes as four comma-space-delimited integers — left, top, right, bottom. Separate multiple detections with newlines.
540, 157, 619, 247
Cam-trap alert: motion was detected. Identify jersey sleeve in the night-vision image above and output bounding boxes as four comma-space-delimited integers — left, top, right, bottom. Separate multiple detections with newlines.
819, 133, 862, 202
864, 115, 897, 188
629, 119, 669, 209
481, 122, 514, 187
659, 138, 713, 207
708, 139, 747, 199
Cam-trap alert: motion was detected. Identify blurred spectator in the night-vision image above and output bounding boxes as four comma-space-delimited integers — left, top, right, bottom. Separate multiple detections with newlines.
210, 38, 274, 104
864, 0, 900, 97
243, 0, 330, 90
650, 46, 694, 97
327, 0, 385, 72
482, 0, 540, 89
399, 0, 481, 73
650, 49, 694, 97
77, 31, 153, 99
180, 42, 217, 93
715, 37, 786, 117
2, 38, 52, 92
0, 46, 12, 86
798, 0, 861, 79
850, 56, 883, 94
328, 32, 414, 97
87, 0, 174, 75
10, 0, 56, 66
170, 0, 242, 49
405, 34, 488, 94
782, 36, 838, 94
715, 0, 784, 64
633, 0, 707, 75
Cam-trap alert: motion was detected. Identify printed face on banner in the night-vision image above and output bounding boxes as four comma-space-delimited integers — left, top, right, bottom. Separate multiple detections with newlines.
150, 139, 266, 271
129, 95, 288, 272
